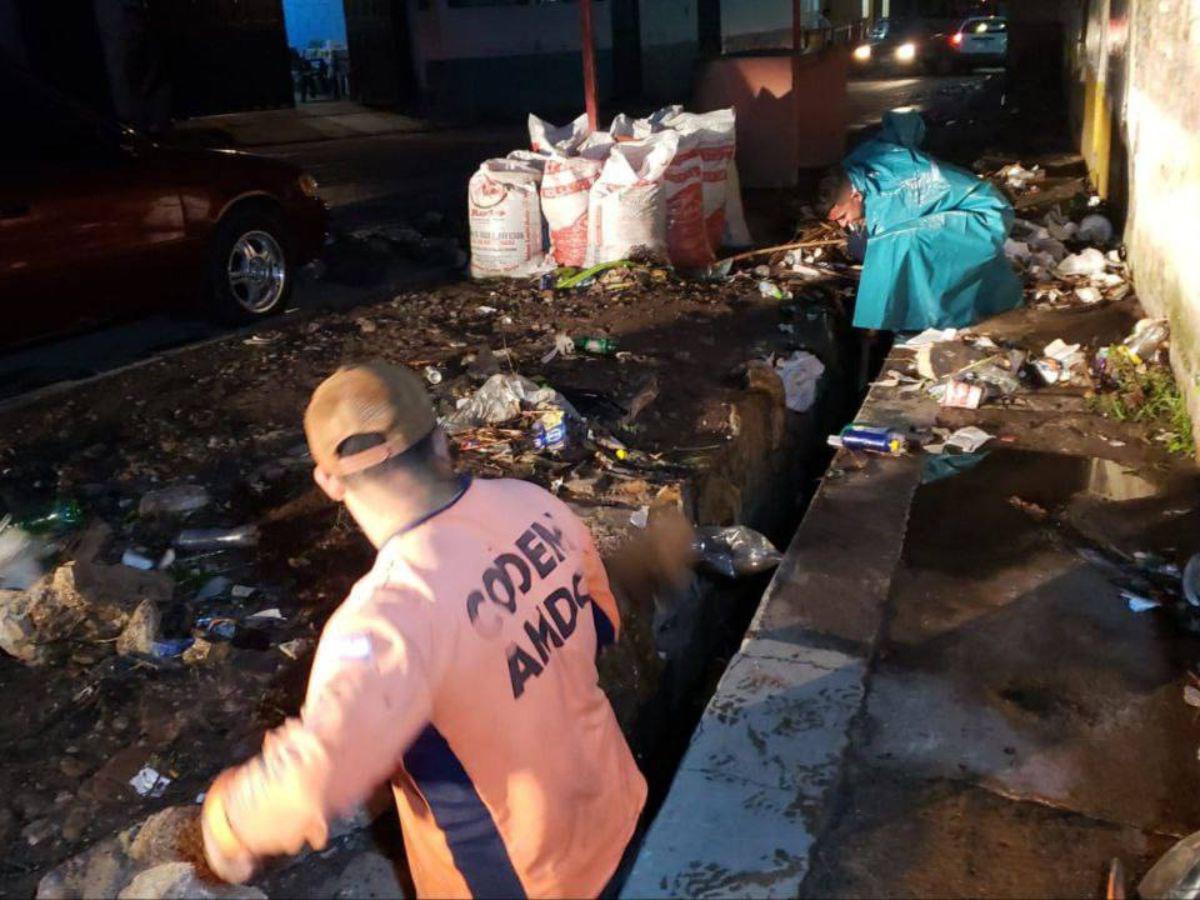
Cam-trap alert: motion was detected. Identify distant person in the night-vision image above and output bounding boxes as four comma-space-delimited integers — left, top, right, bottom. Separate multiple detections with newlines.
828, 109, 1022, 332
315, 57, 330, 95
294, 53, 314, 103
200, 363, 648, 897
330, 54, 344, 100
816, 6, 833, 28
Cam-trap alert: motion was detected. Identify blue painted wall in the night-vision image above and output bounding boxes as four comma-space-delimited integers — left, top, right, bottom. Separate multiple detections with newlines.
283, 0, 347, 50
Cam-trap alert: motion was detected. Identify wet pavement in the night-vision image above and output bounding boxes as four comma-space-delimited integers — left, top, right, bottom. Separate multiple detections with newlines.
805, 448, 1200, 896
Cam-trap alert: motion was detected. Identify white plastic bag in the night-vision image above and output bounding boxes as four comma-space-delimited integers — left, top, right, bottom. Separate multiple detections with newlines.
469, 159, 547, 279
542, 139, 611, 267
610, 105, 682, 142
529, 113, 591, 155
587, 132, 678, 265
661, 108, 737, 249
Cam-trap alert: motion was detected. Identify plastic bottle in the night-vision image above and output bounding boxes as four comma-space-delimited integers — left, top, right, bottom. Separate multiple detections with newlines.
574, 336, 618, 356
18, 499, 83, 534
174, 525, 260, 550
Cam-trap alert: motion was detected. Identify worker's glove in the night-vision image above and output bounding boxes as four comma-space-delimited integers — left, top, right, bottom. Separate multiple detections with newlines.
201, 769, 259, 884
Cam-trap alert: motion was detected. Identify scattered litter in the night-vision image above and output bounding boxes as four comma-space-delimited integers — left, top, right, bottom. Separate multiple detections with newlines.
945, 426, 994, 453
757, 280, 792, 301
242, 333, 282, 347
129, 766, 171, 799
175, 525, 259, 550
921, 452, 989, 484
902, 328, 958, 348
1122, 591, 1161, 613
1123, 318, 1169, 360
694, 525, 782, 578
541, 333, 577, 363
1044, 339, 1081, 362
150, 637, 195, 658
158, 548, 175, 570
279, 638, 313, 660
0, 522, 43, 590
629, 507, 649, 529
231, 585, 256, 599
246, 608, 284, 621
444, 373, 579, 432
1077, 213, 1114, 245
999, 163, 1043, 190
771, 351, 826, 413
941, 380, 984, 410
1074, 286, 1103, 304
196, 576, 232, 602
1056, 247, 1108, 278
138, 485, 211, 517
1185, 685, 1200, 708
121, 549, 156, 571
831, 424, 908, 456
423, 366, 443, 386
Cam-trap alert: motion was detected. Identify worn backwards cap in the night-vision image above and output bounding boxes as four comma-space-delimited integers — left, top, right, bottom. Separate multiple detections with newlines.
304, 361, 437, 477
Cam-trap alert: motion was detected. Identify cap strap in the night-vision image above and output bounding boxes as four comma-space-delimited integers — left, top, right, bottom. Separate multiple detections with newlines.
332, 434, 413, 476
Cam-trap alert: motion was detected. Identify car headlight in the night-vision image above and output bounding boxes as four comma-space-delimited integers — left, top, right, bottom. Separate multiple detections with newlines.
298, 173, 320, 198
853, 44, 872, 61
895, 42, 917, 62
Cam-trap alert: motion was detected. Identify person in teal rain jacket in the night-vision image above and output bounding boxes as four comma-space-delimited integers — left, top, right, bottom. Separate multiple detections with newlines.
827, 109, 1023, 332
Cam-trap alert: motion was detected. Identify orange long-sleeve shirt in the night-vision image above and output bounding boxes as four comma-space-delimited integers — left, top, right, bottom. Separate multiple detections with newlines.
216, 477, 646, 898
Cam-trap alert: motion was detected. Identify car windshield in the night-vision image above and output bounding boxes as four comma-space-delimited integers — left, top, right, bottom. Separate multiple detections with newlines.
869, 19, 891, 39
962, 17, 1007, 34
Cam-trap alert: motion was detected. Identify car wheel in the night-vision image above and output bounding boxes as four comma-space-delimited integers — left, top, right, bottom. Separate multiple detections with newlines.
207, 205, 293, 324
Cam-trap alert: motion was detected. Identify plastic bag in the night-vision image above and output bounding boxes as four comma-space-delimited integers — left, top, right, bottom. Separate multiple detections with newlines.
529, 113, 591, 155
587, 132, 677, 265
1056, 247, 1108, 277
772, 351, 826, 412
542, 140, 611, 267
469, 159, 547, 279
444, 374, 579, 432
0, 522, 43, 590
694, 525, 783, 578
722, 160, 753, 248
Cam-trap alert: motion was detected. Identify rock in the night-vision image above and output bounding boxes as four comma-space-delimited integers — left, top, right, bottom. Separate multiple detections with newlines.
23, 816, 59, 846
36, 834, 134, 899
332, 852, 406, 899
61, 805, 92, 844
116, 598, 161, 656
129, 807, 202, 867
0, 805, 15, 847
0, 523, 172, 665
59, 756, 92, 779
117, 863, 266, 899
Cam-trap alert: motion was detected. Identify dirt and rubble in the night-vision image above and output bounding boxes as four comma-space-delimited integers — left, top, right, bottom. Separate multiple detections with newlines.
0, 253, 856, 897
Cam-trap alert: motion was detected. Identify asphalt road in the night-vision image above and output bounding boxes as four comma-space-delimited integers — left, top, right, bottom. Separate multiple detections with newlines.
0, 72, 995, 406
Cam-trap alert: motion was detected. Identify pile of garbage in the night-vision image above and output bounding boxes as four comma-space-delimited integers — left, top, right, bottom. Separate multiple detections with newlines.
468, 108, 753, 279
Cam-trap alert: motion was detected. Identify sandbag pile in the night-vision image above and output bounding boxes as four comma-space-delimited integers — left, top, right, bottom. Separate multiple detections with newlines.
468, 108, 751, 279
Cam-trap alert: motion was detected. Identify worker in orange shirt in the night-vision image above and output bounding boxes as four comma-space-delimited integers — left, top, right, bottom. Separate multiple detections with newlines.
201, 361, 647, 898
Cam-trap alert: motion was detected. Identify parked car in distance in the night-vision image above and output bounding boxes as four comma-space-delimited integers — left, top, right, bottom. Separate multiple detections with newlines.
947, 16, 1008, 69
851, 17, 956, 76
0, 64, 328, 348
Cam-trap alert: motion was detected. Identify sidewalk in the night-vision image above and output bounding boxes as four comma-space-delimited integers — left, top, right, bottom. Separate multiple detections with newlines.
172, 100, 432, 148
624, 295, 1200, 896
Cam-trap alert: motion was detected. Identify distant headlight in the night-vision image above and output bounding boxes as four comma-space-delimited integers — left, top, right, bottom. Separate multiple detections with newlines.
298, 173, 320, 198
895, 42, 918, 62
853, 44, 872, 61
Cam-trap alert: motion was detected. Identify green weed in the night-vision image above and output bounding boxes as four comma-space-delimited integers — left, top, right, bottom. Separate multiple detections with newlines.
1090, 346, 1194, 456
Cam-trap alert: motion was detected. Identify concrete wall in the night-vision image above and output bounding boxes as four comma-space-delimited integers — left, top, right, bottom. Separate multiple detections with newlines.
1118, 0, 1200, 447
639, 0, 699, 101
282, 0, 347, 49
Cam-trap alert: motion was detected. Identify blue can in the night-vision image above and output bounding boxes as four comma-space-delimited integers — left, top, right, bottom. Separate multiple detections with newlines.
840, 424, 907, 456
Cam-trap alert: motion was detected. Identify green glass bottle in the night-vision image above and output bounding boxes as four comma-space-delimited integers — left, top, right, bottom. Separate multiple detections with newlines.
18, 499, 84, 534
574, 336, 618, 356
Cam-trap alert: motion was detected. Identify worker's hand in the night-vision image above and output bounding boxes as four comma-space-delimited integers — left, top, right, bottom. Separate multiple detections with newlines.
201, 769, 259, 884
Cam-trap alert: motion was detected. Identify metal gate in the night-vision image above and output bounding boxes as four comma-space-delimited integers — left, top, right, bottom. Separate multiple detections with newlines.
343, 0, 416, 109
157, 0, 294, 117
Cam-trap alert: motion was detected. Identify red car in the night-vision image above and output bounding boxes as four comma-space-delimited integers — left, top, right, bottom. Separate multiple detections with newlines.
0, 66, 328, 347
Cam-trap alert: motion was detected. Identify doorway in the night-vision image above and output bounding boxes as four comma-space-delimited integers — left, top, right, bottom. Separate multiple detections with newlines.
282, 0, 352, 103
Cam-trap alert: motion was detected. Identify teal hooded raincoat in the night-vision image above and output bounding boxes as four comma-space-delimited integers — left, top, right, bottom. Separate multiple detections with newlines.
843, 110, 1023, 332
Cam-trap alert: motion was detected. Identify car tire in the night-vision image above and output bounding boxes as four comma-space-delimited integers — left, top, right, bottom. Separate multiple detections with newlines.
206, 204, 294, 324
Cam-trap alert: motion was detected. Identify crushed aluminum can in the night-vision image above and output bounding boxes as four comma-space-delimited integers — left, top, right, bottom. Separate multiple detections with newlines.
941, 379, 985, 410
